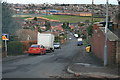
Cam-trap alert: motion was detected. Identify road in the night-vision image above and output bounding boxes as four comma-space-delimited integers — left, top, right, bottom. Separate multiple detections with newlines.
2, 33, 80, 78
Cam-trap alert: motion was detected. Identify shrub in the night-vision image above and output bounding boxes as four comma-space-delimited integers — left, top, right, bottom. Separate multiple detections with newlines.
21, 40, 37, 53
87, 25, 93, 36
7, 41, 23, 55
54, 36, 60, 42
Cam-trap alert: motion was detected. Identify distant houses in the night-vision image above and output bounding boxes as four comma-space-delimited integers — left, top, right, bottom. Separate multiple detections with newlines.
52, 12, 92, 17
9, 3, 117, 18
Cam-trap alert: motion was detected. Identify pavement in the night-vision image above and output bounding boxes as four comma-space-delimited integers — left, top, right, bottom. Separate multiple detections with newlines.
2, 54, 27, 62
67, 46, 120, 79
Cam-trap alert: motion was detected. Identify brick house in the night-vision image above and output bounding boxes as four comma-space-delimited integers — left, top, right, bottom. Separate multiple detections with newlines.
16, 29, 37, 41
51, 24, 64, 32
91, 22, 120, 65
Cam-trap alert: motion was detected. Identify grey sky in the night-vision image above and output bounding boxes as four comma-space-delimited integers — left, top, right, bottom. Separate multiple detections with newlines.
2, 0, 118, 4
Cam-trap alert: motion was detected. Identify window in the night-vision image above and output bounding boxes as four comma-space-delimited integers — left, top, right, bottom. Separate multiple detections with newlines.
31, 45, 39, 48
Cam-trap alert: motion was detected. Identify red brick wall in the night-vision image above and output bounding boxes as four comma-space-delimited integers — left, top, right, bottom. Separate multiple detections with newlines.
93, 24, 99, 30
91, 28, 116, 64
113, 24, 117, 31
91, 28, 104, 61
107, 41, 116, 64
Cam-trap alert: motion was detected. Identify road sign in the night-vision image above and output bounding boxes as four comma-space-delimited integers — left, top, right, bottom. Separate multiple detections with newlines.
2, 34, 9, 40
2, 34, 9, 57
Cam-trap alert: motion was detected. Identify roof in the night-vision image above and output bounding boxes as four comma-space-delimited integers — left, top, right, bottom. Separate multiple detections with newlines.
99, 27, 119, 41
69, 25, 75, 29
51, 25, 64, 31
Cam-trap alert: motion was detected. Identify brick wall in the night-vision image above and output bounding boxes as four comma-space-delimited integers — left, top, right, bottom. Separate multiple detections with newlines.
116, 41, 120, 64
91, 27, 117, 64
91, 28, 104, 61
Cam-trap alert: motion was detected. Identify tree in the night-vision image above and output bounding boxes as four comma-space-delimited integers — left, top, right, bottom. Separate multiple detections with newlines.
2, 2, 20, 35
66, 22, 69, 28
87, 25, 93, 36
62, 22, 70, 29
44, 21, 51, 30
34, 17, 38, 21
62, 22, 66, 29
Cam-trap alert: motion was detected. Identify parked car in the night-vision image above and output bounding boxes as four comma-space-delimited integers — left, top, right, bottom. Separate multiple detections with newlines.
77, 38, 83, 46
53, 42, 61, 49
74, 34, 78, 38
69, 38, 72, 40
77, 41, 83, 46
28, 44, 46, 55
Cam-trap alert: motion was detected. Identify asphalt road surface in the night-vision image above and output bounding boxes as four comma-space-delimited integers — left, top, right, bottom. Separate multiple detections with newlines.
2, 33, 81, 78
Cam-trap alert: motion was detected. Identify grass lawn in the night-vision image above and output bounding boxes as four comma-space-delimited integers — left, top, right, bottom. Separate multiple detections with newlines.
41, 15, 104, 23
13, 14, 104, 23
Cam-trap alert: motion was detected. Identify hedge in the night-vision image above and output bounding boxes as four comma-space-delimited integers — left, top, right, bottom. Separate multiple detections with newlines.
8, 41, 23, 55
20, 40, 37, 53
7, 40, 37, 55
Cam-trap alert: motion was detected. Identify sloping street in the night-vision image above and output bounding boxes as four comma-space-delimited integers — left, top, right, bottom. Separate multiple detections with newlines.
2, 33, 80, 78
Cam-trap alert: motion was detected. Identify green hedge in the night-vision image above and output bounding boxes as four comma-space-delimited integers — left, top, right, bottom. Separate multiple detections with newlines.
8, 41, 23, 55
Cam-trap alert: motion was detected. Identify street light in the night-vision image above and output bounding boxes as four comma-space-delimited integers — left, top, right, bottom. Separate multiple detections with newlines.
104, 0, 109, 66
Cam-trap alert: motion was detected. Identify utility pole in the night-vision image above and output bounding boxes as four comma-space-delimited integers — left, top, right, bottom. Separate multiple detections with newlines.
104, 0, 109, 66
117, 0, 120, 22
91, 0, 94, 24
116, 0, 120, 30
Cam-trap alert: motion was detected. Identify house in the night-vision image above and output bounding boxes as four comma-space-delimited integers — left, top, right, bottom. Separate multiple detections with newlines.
51, 24, 64, 32
16, 29, 37, 41
91, 22, 120, 65
69, 25, 75, 29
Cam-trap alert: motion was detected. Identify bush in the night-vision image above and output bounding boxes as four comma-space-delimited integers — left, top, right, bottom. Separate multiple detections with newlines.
54, 36, 60, 42
21, 40, 37, 53
87, 25, 93, 36
8, 41, 23, 55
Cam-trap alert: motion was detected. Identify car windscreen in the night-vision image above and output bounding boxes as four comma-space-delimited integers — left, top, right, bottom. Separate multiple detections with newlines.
31, 45, 39, 48
54, 43, 60, 45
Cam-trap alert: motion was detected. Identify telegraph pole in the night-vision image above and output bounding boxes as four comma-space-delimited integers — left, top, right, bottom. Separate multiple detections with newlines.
104, 0, 109, 66
91, 0, 94, 24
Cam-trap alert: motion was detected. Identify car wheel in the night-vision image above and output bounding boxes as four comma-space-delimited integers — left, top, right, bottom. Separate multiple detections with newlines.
29, 54, 32, 56
41, 51, 44, 55
52, 50, 54, 52
44, 52, 46, 55
43, 51, 46, 55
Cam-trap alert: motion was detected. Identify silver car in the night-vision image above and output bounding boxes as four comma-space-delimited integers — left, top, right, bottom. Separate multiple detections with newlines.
53, 42, 61, 49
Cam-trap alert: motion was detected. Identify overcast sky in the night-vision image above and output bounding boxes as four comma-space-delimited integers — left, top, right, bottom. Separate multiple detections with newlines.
2, 0, 118, 4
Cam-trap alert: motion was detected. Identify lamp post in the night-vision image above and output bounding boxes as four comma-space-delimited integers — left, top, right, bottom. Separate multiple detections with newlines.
104, 0, 109, 66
